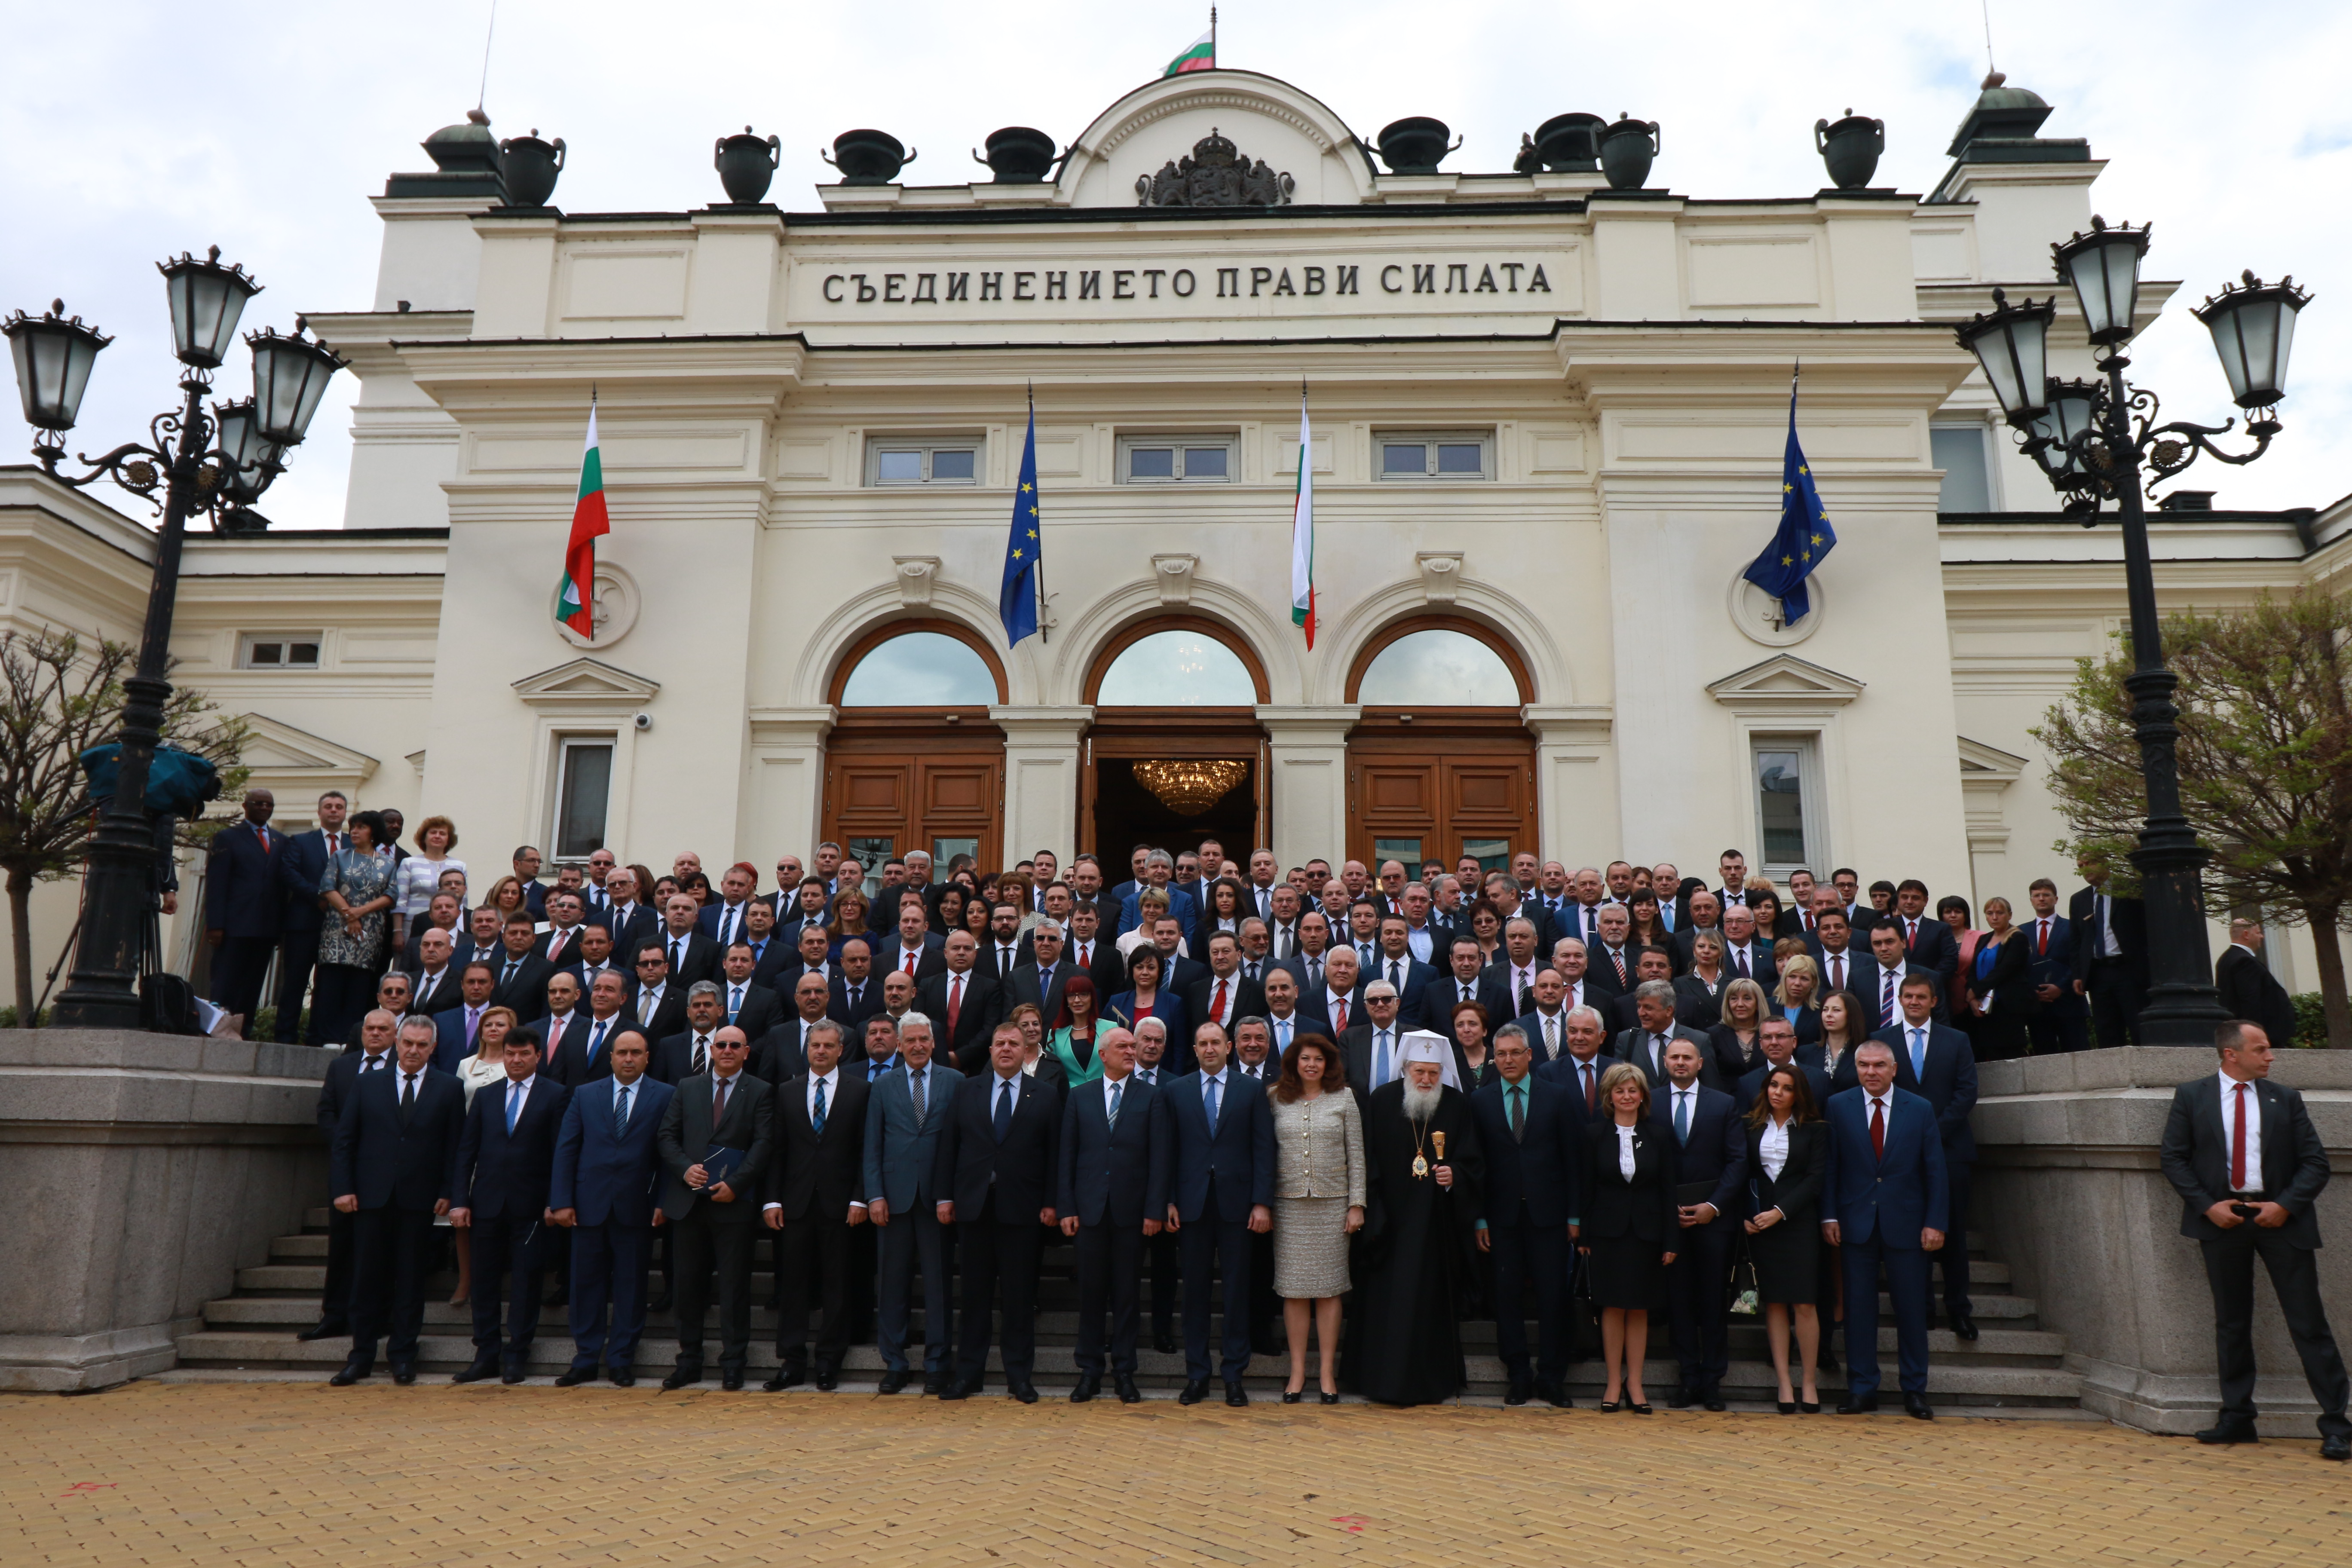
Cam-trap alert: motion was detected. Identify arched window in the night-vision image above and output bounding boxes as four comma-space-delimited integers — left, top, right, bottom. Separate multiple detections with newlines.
1093, 627, 1260, 707
837, 629, 1000, 707
1355, 627, 1523, 706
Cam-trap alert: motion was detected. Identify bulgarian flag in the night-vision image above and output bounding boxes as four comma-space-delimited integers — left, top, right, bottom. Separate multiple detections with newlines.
1164, 28, 1214, 76
556, 399, 608, 638
1290, 390, 1315, 648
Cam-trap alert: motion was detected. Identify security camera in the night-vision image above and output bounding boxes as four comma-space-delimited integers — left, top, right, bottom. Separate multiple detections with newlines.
633, 711, 653, 732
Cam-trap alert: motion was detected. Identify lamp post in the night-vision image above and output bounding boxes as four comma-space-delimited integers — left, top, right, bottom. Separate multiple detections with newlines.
4, 248, 345, 1028
1955, 219, 2313, 1046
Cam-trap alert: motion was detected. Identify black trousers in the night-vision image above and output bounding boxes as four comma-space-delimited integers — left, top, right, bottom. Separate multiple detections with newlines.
1249, 1225, 1280, 1343
1934, 1160, 1973, 1316
317, 1204, 356, 1330
956, 1199, 1046, 1386
2027, 1010, 2091, 1054
274, 928, 323, 1044
1489, 1204, 1571, 1383
467, 1211, 547, 1363
1179, 1187, 1254, 1384
1073, 1220, 1145, 1376
1147, 1227, 1180, 1335
2199, 1227, 2352, 1439
210, 935, 276, 1029
846, 1220, 879, 1343
311, 964, 377, 1048
2085, 960, 2144, 1048
348, 1205, 438, 1367
671, 1206, 756, 1372
775, 1213, 854, 1366
1664, 1217, 1735, 1392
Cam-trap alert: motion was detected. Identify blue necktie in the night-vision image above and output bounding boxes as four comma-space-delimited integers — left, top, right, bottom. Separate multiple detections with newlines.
1107, 1080, 1123, 1133
586, 1020, 607, 1066
612, 1084, 631, 1136
812, 1078, 827, 1136
994, 1078, 1014, 1141
1374, 1030, 1390, 1088
505, 1082, 522, 1134
1204, 1074, 1221, 1126
1674, 1090, 1690, 1145
1909, 1028, 1926, 1080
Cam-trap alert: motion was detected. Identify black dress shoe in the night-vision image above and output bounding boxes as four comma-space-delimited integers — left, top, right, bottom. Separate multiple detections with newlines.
2321, 1433, 2350, 1462
451, 1355, 499, 1384
936, 1380, 968, 1401
2195, 1422, 2259, 1444
1008, 1379, 1039, 1404
609, 1369, 635, 1387
1115, 1374, 1142, 1404
1178, 1378, 1210, 1406
1071, 1373, 1100, 1403
1538, 1380, 1572, 1409
329, 1356, 371, 1387
815, 1365, 840, 1392
1703, 1390, 1728, 1413
555, 1368, 594, 1387
1154, 1332, 1178, 1355
766, 1364, 808, 1392
922, 1374, 948, 1396
1950, 1311, 1980, 1341
721, 1369, 745, 1391
297, 1321, 349, 1343
1225, 1382, 1248, 1407
1836, 1393, 1879, 1415
1817, 1342, 1840, 1372
646, 1291, 672, 1314
1903, 1392, 1934, 1420
501, 1369, 527, 1385
392, 1368, 417, 1386
877, 1369, 910, 1395
662, 1366, 703, 1390
1666, 1387, 1694, 1410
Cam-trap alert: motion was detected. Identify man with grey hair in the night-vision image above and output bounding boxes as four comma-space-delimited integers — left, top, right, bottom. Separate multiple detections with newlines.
1614, 980, 1718, 1088
864, 1009, 960, 1394
330, 1012, 463, 1387
1130, 1016, 1171, 1087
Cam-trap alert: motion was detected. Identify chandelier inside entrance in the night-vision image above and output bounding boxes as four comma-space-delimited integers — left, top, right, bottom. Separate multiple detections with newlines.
1131, 759, 1247, 816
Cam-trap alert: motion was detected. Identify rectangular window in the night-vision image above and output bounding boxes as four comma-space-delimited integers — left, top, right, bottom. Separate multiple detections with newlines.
932, 836, 979, 872
1461, 837, 1512, 874
1932, 423, 1995, 512
1118, 434, 1240, 484
554, 738, 614, 860
865, 437, 982, 487
845, 835, 894, 900
1752, 739, 1816, 873
1374, 430, 1494, 481
1373, 837, 1424, 868
238, 633, 322, 669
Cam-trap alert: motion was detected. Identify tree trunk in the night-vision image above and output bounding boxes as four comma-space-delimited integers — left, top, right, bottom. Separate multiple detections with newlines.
7, 867, 34, 1025
2304, 902, 2350, 1049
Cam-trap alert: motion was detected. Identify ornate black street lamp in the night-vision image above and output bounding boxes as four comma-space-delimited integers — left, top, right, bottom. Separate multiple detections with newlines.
1957, 219, 2313, 1046
4, 248, 345, 1028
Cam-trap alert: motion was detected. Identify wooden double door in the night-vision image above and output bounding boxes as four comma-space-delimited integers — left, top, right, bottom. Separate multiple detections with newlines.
821, 720, 1004, 882
1347, 715, 1537, 873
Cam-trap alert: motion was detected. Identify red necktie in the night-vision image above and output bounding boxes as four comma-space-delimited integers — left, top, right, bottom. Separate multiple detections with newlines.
1332, 997, 1348, 1033
2231, 1083, 2249, 1190
903, 948, 917, 974
258, 827, 271, 855
1906, 919, 1919, 952
1583, 1060, 1596, 1111
1736, 949, 1750, 978
1078, 943, 1090, 967
712, 1076, 730, 1124
948, 975, 963, 1034
1211, 979, 1228, 1023
1870, 1096, 1886, 1161
2037, 920, 2049, 957
546, 929, 566, 962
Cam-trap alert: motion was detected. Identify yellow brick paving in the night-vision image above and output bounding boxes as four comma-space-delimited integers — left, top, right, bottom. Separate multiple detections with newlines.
0, 1383, 2337, 1568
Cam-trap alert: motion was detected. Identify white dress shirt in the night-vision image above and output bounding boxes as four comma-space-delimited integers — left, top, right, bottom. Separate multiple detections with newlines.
2218, 1070, 2263, 1192
1613, 1121, 1638, 1179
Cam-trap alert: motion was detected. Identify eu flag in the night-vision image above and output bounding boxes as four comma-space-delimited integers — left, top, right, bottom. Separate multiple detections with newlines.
1743, 385, 1838, 624
999, 407, 1041, 645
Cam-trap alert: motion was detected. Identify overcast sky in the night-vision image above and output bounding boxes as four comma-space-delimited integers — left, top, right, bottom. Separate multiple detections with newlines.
5, 0, 2347, 527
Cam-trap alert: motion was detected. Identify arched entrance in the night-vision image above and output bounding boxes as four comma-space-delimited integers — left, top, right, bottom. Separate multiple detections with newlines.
1345, 616, 1537, 873
821, 620, 1006, 886
1081, 616, 1269, 861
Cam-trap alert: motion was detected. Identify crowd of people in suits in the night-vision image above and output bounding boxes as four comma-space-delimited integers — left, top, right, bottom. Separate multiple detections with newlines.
212, 796, 2339, 1448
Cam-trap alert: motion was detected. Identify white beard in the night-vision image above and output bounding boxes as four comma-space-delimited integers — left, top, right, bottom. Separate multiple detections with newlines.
1401, 1082, 1442, 1124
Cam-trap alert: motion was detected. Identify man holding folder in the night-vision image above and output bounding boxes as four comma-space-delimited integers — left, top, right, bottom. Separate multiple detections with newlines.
657, 1025, 774, 1389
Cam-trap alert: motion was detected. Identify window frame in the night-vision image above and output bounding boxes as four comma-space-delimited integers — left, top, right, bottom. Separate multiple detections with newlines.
1930, 419, 2000, 513
864, 435, 985, 488
550, 734, 617, 862
237, 632, 323, 670
1116, 432, 1241, 486
1749, 733, 1823, 882
1373, 429, 1496, 482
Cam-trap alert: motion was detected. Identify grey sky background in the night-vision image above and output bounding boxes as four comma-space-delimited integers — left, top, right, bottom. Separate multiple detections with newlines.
5, 0, 2346, 529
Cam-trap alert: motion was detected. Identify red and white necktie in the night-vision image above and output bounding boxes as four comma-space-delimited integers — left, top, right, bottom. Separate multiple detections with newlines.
1332, 996, 1348, 1033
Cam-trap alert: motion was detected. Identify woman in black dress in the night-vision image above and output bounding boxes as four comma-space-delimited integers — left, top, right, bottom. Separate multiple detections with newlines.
1966, 894, 2039, 1062
1450, 999, 1498, 1090
1743, 1065, 1828, 1412
1574, 1062, 1678, 1413
1673, 929, 1727, 1031
1708, 976, 1770, 1081
1625, 888, 1675, 971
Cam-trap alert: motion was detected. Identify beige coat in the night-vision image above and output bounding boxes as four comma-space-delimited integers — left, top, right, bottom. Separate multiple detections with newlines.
1269, 1089, 1366, 1204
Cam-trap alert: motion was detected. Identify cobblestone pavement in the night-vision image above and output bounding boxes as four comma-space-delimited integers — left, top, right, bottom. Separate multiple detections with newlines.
3, 1382, 2338, 1566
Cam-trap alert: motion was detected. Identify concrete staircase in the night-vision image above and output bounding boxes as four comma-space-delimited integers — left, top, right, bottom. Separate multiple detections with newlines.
172, 1209, 2089, 1411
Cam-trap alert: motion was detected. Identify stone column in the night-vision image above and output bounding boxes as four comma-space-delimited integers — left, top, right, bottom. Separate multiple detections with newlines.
991, 706, 1092, 867
0, 1030, 330, 1390
744, 707, 834, 861
1522, 704, 1616, 867
1257, 705, 1359, 870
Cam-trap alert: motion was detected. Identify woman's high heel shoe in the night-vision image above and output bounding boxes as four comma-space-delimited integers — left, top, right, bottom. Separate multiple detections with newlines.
1319, 1390, 1339, 1406
1282, 1389, 1303, 1403
1800, 1399, 1822, 1414
1777, 1400, 1797, 1414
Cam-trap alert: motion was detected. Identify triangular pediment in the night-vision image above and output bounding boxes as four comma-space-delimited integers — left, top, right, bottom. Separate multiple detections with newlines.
1957, 736, 2029, 781
510, 657, 661, 707
1705, 654, 1865, 710
234, 713, 380, 781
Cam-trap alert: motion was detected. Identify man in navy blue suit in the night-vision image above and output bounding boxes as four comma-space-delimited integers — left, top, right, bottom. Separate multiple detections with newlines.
1367, 913, 1439, 1032
1472, 1025, 1578, 1406
1872, 974, 1981, 1339
329, 1015, 466, 1386
203, 788, 287, 1035
1822, 1038, 1949, 1418
1738, 1017, 1834, 1112
933, 1021, 1063, 1402
549, 1029, 671, 1386
1656, 1037, 1747, 1410
1889, 880, 1959, 989
1059, 1025, 1171, 1405
448, 1027, 571, 1384
2023, 878, 2091, 1054
1161, 1020, 1276, 1406
273, 790, 345, 1045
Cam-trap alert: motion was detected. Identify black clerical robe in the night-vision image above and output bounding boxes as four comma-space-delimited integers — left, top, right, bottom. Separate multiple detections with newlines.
1351, 1079, 1485, 1406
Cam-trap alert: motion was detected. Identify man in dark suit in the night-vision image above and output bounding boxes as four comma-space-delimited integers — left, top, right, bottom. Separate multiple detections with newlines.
297, 1010, 397, 1342
829, 938, 884, 1033
448, 1027, 570, 1383
1184, 931, 1265, 1041
1670, 889, 1724, 971
712, 943, 784, 1039
742, 899, 795, 992
1739, 1016, 1834, 1111
1060, 904, 1121, 998
880, 898, 947, 985
653, 894, 721, 990
508, 845, 549, 920
487, 912, 556, 1017
533, 891, 593, 970
1298, 946, 1364, 1046
548, 1029, 671, 1386
1717, 903, 1778, 993
598, 869, 660, 976
654, 983, 729, 1086
919, 929, 1001, 1071
863, 1012, 963, 1394
1823, 1038, 1949, 1418
1655, 1037, 1747, 1410
1608, 947, 1678, 1033
1888, 880, 1959, 989
697, 863, 762, 950
1059, 1024, 1170, 1404
1434, 936, 1513, 1032
1367, 913, 1440, 1032
328, 1015, 465, 1386
1536, 1005, 1617, 1133
656, 1024, 774, 1390
203, 788, 287, 1032
2158, 1020, 2349, 1457
2069, 863, 2148, 1048
934, 1022, 1063, 1402
1472, 1025, 1577, 1406
2022, 879, 2090, 1054
1855, 920, 1946, 1033
1871, 975, 1981, 1338
1615, 982, 1724, 1090
975, 900, 1026, 986
407, 927, 463, 1017
401, 891, 466, 978
272, 790, 345, 1045
1340, 980, 1411, 1102
626, 944, 689, 1043
2216, 919, 2299, 1054
1805, 908, 1865, 1000
547, 971, 630, 1087
1003, 919, 1075, 1033
1583, 906, 1638, 1008
1161, 1021, 1277, 1406
759, 1019, 869, 1391
559, 920, 624, 1001
432, 963, 497, 1072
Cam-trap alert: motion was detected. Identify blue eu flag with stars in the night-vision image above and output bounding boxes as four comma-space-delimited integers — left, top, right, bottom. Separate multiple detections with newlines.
999, 406, 1041, 645
1743, 383, 1837, 624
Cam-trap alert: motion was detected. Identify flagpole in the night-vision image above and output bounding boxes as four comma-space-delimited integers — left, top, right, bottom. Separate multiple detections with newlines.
1029, 383, 1047, 643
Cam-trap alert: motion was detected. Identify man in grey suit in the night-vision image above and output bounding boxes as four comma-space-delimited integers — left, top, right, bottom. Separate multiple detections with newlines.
1614, 980, 1725, 1090
862, 1011, 964, 1395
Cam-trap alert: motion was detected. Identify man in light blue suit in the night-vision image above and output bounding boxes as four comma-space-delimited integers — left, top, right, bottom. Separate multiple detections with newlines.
1822, 1038, 1948, 1420
863, 1011, 963, 1395
1118, 849, 1199, 938
548, 1028, 672, 1386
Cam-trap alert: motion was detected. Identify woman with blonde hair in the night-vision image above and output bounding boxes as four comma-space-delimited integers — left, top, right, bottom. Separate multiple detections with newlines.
1708, 976, 1771, 1074
1771, 955, 1825, 1045
445, 1004, 519, 1305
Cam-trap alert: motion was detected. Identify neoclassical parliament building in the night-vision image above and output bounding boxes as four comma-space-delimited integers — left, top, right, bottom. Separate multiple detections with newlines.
3, 66, 2345, 995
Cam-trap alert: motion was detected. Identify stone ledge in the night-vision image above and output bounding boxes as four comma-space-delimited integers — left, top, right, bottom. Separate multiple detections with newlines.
0, 1320, 193, 1393
2070, 1351, 2337, 1439
0, 1029, 328, 1130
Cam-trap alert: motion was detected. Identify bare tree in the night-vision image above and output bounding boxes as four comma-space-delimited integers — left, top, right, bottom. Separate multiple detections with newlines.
0, 630, 247, 1021
2034, 590, 2352, 1047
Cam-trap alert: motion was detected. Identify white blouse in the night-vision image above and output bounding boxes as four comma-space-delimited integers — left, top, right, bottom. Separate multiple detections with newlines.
1613, 1120, 1639, 1179
1760, 1116, 1791, 1181
455, 1054, 506, 1106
